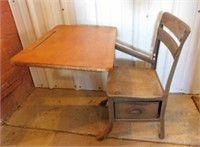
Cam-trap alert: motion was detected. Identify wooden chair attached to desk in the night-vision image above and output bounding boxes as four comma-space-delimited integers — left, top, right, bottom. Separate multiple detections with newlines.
97, 12, 191, 140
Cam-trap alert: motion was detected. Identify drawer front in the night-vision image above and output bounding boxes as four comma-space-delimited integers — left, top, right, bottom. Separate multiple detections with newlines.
114, 102, 159, 119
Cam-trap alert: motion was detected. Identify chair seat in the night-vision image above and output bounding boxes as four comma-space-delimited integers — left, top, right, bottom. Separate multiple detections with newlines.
106, 66, 164, 99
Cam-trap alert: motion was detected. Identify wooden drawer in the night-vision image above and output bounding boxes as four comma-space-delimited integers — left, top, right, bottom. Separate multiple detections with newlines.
114, 102, 159, 119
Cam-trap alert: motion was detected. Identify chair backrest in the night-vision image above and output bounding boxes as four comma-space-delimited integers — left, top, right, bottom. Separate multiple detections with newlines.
152, 12, 191, 96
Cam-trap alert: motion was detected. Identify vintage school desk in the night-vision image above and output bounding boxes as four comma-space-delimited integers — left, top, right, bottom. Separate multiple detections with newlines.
11, 25, 116, 72
11, 24, 116, 140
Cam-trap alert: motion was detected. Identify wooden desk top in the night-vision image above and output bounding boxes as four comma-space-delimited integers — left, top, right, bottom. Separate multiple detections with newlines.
11, 25, 116, 71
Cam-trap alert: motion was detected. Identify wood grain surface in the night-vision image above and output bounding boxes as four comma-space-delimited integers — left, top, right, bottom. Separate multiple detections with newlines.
106, 66, 164, 99
11, 25, 116, 71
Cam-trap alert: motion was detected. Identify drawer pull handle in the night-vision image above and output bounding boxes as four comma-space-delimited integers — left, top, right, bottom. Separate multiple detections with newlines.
129, 109, 142, 115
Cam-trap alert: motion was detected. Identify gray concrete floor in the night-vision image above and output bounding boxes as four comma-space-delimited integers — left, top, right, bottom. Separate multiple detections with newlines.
1, 88, 197, 146
1, 125, 191, 146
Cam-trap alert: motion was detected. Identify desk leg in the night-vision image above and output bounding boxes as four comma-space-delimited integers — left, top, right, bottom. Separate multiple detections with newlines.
96, 99, 114, 141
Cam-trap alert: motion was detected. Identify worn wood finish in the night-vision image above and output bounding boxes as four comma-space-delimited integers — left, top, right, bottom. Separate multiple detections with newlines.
115, 102, 159, 119
158, 13, 191, 139
96, 99, 114, 141
157, 28, 178, 58
11, 25, 116, 71
97, 12, 191, 140
1, 67, 23, 99
107, 67, 164, 98
160, 12, 191, 41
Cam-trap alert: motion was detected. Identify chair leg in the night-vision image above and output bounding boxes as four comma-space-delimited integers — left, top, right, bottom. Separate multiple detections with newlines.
96, 100, 114, 141
159, 118, 165, 139
96, 118, 113, 141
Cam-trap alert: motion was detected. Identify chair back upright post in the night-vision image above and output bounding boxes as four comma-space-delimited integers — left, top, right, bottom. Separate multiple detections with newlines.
152, 12, 191, 118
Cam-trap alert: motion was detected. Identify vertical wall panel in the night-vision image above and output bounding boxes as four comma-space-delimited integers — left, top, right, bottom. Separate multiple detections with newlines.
132, 0, 151, 67
148, 1, 174, 89
170, 0, 199, 92
44, 68, 74, 89
132, 0, 149, 51
73, 71, 105, 90
26, 0, 47, 38
74, 0, 97, 25
60, 0, 77, 24
28, 67, 49, 87
115, 0, 134, 66
40, 0, 63, 29
181, 1, 200, 93
156, 1, 174, 88
8, 0, 35, 47
8, 0, 49, 88
95, 0, 112, 26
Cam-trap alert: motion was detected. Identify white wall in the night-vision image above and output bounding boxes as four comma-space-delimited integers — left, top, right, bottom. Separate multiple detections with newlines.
8, 0, 200, 93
